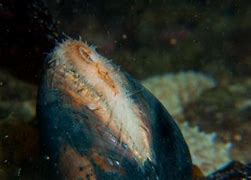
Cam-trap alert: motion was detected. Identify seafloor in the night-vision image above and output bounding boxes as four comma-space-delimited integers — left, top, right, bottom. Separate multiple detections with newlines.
0, 0, 250, 179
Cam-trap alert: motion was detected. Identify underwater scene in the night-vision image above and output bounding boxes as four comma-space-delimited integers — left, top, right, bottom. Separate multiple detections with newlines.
0, 0, 251, 179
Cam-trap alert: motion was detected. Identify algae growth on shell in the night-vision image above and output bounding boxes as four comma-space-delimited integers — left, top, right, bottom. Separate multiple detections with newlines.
37, 39, 193, 179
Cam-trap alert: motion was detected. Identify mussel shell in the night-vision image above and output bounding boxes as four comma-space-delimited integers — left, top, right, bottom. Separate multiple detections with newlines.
37, 40, 192, 179
207, 161, 251, 179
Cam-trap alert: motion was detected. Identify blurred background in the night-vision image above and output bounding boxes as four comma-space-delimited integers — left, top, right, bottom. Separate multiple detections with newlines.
0, 0, 250, 179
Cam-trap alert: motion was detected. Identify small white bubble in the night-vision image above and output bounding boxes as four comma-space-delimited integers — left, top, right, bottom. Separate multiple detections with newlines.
122, 34, 127, 39
44, 156, 50, 160
114, 160, 120, 166
87, 103, 97, 110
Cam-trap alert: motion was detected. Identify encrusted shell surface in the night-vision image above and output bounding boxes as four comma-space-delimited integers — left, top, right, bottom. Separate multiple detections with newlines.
37, 39, 192, 179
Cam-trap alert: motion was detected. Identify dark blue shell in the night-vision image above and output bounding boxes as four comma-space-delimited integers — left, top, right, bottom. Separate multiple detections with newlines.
207, 161, 251, 179
37, 44, 192, 180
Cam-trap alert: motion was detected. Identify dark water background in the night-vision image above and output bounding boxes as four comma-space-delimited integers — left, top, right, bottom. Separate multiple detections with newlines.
45, 0, 251, 79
